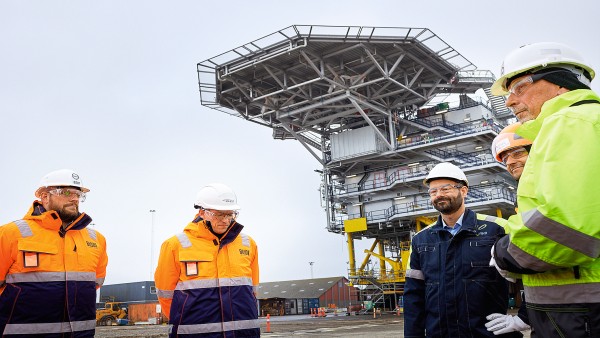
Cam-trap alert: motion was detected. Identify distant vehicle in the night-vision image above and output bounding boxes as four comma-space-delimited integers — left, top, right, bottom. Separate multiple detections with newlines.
96, 302, 127, 326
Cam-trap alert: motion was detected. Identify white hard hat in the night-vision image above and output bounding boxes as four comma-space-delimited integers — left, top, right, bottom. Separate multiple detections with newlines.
194, 183, 241, 211
423, 162, 468, 187
491, 42, 595, 95
35, 169, 90, 198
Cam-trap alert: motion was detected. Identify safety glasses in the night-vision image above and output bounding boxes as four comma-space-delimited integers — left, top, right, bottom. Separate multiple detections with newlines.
48, 188, 86, 202
204, 209, 239, 221
427, 184, 463, 197
500, 147, 529, 165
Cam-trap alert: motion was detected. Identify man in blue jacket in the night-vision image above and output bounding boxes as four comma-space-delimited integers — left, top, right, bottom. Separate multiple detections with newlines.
404, 162, 521, 337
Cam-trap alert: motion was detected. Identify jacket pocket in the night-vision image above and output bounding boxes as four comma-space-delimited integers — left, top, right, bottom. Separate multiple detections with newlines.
72, 232, 102, 271
424, 281, 441, 335
527, 303, 594, 337
17, 239, 59, 270
464, 238, 496, 280
417, 244, 439, 275
417, 245, 435, 253
178, 251, 215, 277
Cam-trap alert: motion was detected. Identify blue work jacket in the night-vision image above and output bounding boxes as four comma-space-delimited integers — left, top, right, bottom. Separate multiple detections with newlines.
403, 209, 521, 338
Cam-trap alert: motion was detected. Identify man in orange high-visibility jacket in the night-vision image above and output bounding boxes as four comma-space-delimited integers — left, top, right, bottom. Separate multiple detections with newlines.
155, 183, 259, 338
0, 169, 108, 338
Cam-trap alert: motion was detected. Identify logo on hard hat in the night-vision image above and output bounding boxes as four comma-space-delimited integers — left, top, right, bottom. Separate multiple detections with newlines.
223, 199, 234, 203
495, 139, 510, 153
72, 173, 80, 180
500, 62, 505, 76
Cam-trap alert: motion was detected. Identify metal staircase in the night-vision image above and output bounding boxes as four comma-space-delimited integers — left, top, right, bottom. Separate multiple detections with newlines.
483, 87, 513, 118
272, 127, 322, 150
354, 275, 386, 313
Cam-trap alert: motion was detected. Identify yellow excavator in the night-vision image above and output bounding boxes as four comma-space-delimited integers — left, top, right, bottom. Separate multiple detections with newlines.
96, 302, 127, 326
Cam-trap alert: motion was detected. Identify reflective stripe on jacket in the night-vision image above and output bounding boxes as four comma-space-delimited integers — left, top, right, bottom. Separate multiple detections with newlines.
497, 89, 600, 304
154, 216, 259, 338
0, 201, 108, 338
404, 209, 519, 338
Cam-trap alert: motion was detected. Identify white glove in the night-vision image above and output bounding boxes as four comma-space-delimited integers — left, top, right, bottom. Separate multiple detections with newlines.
485, 313, 530, 335
490, 245, 518, 283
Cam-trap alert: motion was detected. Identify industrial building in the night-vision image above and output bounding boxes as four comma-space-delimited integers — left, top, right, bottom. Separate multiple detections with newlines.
100, 277, 358, 319
197, 25, 516, 310
98, 281, 165, 324
99, 281, 158, 304
257, 276, 358, 316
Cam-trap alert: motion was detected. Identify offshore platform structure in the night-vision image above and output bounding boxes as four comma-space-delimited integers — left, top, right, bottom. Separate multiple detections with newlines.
198, 25, 516, 310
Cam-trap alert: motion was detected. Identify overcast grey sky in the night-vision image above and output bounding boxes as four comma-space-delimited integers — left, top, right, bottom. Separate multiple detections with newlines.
1, 0, 599, 285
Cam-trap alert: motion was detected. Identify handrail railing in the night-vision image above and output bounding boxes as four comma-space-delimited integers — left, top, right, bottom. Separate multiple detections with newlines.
334, 183, 515, 229
395, 118, 502, 151
332, 150, 499, 197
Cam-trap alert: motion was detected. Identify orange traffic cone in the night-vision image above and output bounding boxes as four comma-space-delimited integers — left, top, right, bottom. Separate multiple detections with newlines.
265, 314, 272, 333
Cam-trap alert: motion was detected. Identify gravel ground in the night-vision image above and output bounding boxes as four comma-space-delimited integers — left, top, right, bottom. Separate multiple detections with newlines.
94, 311, 531, 337
94, 314, 401, 338
95, 324, 169, 338
94, 325, 169, 338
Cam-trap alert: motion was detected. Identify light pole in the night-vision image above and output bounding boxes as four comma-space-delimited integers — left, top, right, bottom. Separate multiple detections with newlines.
150, 210, 156, 280
309, 261, 314, 279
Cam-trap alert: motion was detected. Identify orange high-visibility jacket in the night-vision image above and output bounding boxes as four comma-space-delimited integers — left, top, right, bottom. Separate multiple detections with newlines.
0, 201, 108, 337
155, 215, 259, 337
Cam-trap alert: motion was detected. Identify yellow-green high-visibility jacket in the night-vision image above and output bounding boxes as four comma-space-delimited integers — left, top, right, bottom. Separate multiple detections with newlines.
494, 89, 600, 305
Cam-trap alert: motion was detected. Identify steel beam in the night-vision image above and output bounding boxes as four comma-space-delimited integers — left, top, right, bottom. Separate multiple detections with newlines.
349, 98, 394, 151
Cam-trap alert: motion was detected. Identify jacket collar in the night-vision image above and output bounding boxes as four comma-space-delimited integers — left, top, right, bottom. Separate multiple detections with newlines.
431, 209, 477, 234
517, 89, 599, 141
24, 200, 93, 233
185, 215, 244, 246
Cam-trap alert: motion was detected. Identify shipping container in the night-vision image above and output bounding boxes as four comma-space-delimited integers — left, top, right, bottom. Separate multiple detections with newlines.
330, 126, 385, 161
128, 302, 167, 324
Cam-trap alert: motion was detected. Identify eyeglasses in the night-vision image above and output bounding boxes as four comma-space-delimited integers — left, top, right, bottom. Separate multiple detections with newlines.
203, 209, 239, 221
48, 188, 86, 202
506, 75, 537, 98
427, 184, 463, 197
500, 147, 529, 165
506, 70, 563, 98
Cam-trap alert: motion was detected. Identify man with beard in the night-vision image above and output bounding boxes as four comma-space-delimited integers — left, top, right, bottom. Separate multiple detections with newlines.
404, 162, 520, 338
0, 169, 108, 337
